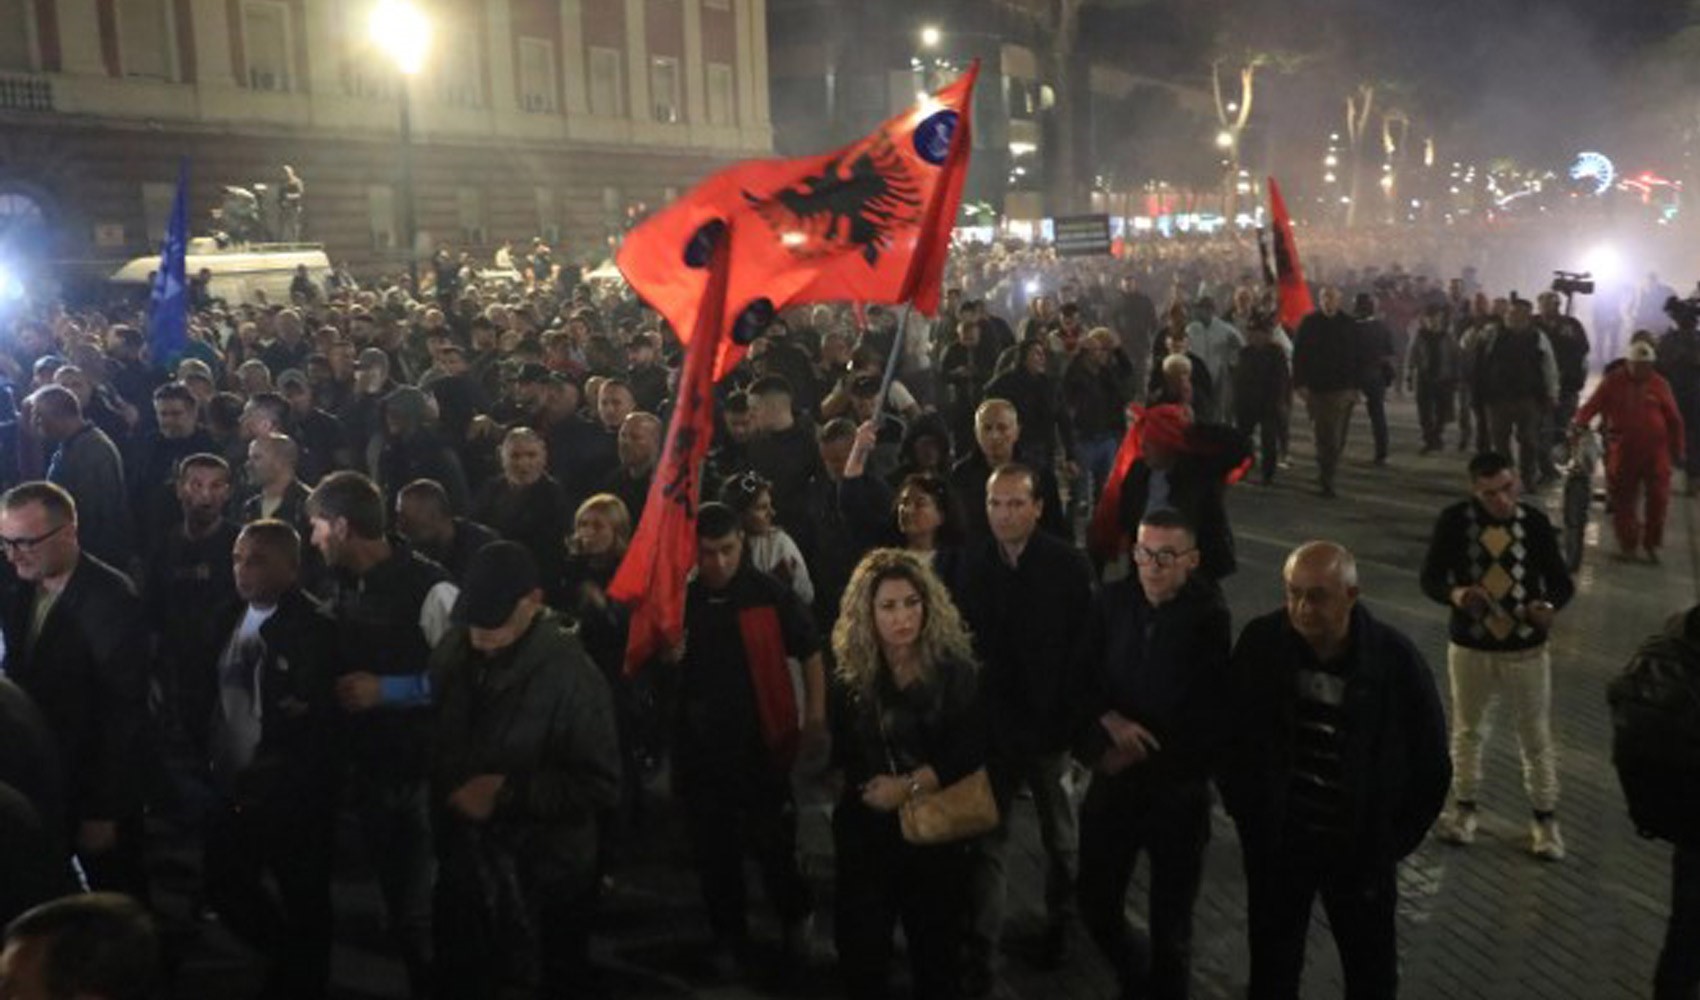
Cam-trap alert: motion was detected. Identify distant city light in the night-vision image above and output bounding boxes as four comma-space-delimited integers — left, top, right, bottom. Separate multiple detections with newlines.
919, 25, 942, 48
1324, 154, 1338, 167
1215, 130, 1235, 149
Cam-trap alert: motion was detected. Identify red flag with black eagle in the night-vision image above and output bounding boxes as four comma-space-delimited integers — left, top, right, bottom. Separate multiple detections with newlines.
1087, 404, 1253, 563
608, 222, 735, 675
609, 67, 978, 676
616, 63, 979, 378
1267, 177, 1315, 331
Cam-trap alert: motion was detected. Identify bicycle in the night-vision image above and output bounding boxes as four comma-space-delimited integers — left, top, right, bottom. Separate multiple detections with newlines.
1556, 427, 1601, 573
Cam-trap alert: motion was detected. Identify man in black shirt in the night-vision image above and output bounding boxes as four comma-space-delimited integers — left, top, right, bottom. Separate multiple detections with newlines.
473, 427, 572, 585
957, 463, 1095, 983
1220, 542, 1449, 999
949, 399, 1067, 543
1073, 511, 1231, 999
1292, 287, 1360, 497
664, 503, 825, 979
746, 376, 823, 545
145, 454, 240, 752
394, 479, 498, 584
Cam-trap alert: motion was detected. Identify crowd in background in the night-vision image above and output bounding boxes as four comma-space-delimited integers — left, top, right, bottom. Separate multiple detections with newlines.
0, 225, 1695, 1000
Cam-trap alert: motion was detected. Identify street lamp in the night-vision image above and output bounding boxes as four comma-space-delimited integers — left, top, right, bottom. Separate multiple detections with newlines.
919, 25, 942, 48
1215, 130, 1235, 150
369, 0, 431, 290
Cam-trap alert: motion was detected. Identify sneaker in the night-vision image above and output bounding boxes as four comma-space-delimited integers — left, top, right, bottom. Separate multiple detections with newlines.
1435, 807, 1478, 845
1530, 817, 1566, 861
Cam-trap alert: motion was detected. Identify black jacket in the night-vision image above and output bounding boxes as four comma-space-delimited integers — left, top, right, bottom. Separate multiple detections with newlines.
1218, 604, 1450, 872
432, 609, 621, 891
955, 531, 1095, 758
1292, 310, 1361, 393
1072, 574, 1232, 784
205, 588, 342, 808
0, 553, 149, 824
948, 451, 1069, 543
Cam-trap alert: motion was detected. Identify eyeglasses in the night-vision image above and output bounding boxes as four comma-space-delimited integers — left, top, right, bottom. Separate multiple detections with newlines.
0, 522, 67, 554
1131, 545, 1195, 569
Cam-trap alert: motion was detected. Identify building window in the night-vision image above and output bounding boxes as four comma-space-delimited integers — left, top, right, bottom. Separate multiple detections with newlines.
588, 46, 622, 118
517, 37, 556, 113
650, 56, 681, 124
0, 0, 36, 72
368, 184, 398, 249
141, 182, 176, 244
436, 27, 482, 109
706, 62, 734, 126
534, 187, 559, 243
242, 1, 292, 93
118, 0, 174, 79
457, 187, 486, 245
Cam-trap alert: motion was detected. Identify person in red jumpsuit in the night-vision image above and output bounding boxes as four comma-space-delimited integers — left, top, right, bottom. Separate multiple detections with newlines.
1573, 341, 1686, 563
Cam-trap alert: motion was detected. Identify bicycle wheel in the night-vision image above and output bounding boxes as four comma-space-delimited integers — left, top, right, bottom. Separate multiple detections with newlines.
1562, 475, 1589, 572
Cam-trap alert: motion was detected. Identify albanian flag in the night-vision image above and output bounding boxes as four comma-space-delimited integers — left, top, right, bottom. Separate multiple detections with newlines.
1086, 404, 1253, 563
608, 221, 736, 675
1267, 177, 1314, 331
617, 63, 979, 377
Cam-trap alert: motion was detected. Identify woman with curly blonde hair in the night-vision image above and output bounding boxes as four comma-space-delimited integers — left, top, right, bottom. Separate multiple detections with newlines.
827, 548, 986, 1000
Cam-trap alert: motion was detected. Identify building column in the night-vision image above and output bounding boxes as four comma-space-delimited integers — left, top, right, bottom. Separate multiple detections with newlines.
749, 0, 768, 125
682, 0, 704, 124
487, 0, 516, 113
53, 0, 104, 75
301, 0, 340, 97
732, 0, 755, 130
624, 0, 649, 124
189, 0, 235, 86
560, 0, 587, 115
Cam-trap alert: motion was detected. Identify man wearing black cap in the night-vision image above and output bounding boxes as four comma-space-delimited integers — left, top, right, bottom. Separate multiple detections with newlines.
430, 541, 621, 998
339, 348, 396, 474
277, 368, 349, 481
624, 330, 669, 414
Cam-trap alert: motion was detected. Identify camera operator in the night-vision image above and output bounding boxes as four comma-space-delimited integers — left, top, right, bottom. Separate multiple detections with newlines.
1535, 290, 1590, 474
1655, 295, 1700, 495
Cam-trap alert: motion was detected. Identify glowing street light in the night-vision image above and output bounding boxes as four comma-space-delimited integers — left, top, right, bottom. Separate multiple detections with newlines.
919, 25, 942, 48
370, 0, 432, 75
1324, 154, 1338, 168
1215, 130, 1235, 149
369, 0, 433, 290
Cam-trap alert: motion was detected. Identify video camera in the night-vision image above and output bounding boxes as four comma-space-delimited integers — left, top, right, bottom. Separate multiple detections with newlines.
1551, 271, 1595, 297
1663, 294, 1700, 327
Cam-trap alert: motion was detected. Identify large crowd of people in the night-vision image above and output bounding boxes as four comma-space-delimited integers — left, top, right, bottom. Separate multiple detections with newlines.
0, 227, 1695, 1000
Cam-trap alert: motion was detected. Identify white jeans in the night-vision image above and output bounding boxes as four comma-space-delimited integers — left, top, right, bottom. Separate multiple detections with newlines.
1446, 643, 1559, 812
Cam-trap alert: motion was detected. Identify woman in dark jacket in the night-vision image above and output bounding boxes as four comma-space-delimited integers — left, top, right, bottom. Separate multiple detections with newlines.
839, 420, 968, 589
829, 548, 987, 1000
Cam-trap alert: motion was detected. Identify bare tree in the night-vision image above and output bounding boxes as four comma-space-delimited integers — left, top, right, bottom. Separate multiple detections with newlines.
1343, 83, 1375, 228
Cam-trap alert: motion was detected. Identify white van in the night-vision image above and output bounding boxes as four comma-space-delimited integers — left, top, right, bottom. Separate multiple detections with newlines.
109, 238, 333, 305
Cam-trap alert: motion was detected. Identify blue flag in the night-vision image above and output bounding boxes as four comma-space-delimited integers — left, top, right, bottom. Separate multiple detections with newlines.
145, 158, 190, 368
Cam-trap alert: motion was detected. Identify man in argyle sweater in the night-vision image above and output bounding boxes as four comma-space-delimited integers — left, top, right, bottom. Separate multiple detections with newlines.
1420, 451, 1576, 860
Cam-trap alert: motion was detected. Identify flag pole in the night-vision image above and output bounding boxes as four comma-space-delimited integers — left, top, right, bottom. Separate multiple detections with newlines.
874, 302, 912, 420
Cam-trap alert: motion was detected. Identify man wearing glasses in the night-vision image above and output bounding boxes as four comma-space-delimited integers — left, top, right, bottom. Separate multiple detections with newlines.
1071, 510, 1233, 999
0, 482, 150, 900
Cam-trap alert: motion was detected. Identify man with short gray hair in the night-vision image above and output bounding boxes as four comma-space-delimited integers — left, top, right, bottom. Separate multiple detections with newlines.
1220, 541, 1449, 999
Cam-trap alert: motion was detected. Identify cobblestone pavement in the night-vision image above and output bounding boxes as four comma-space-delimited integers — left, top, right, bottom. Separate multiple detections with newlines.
170, 394, 1693, 999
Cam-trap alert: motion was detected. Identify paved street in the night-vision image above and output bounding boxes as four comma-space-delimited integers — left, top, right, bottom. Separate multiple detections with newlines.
169, 392, 1692, 1000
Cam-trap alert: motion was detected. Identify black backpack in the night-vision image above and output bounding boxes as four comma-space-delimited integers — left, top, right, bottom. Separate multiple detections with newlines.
1608, 628, 1700, 846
